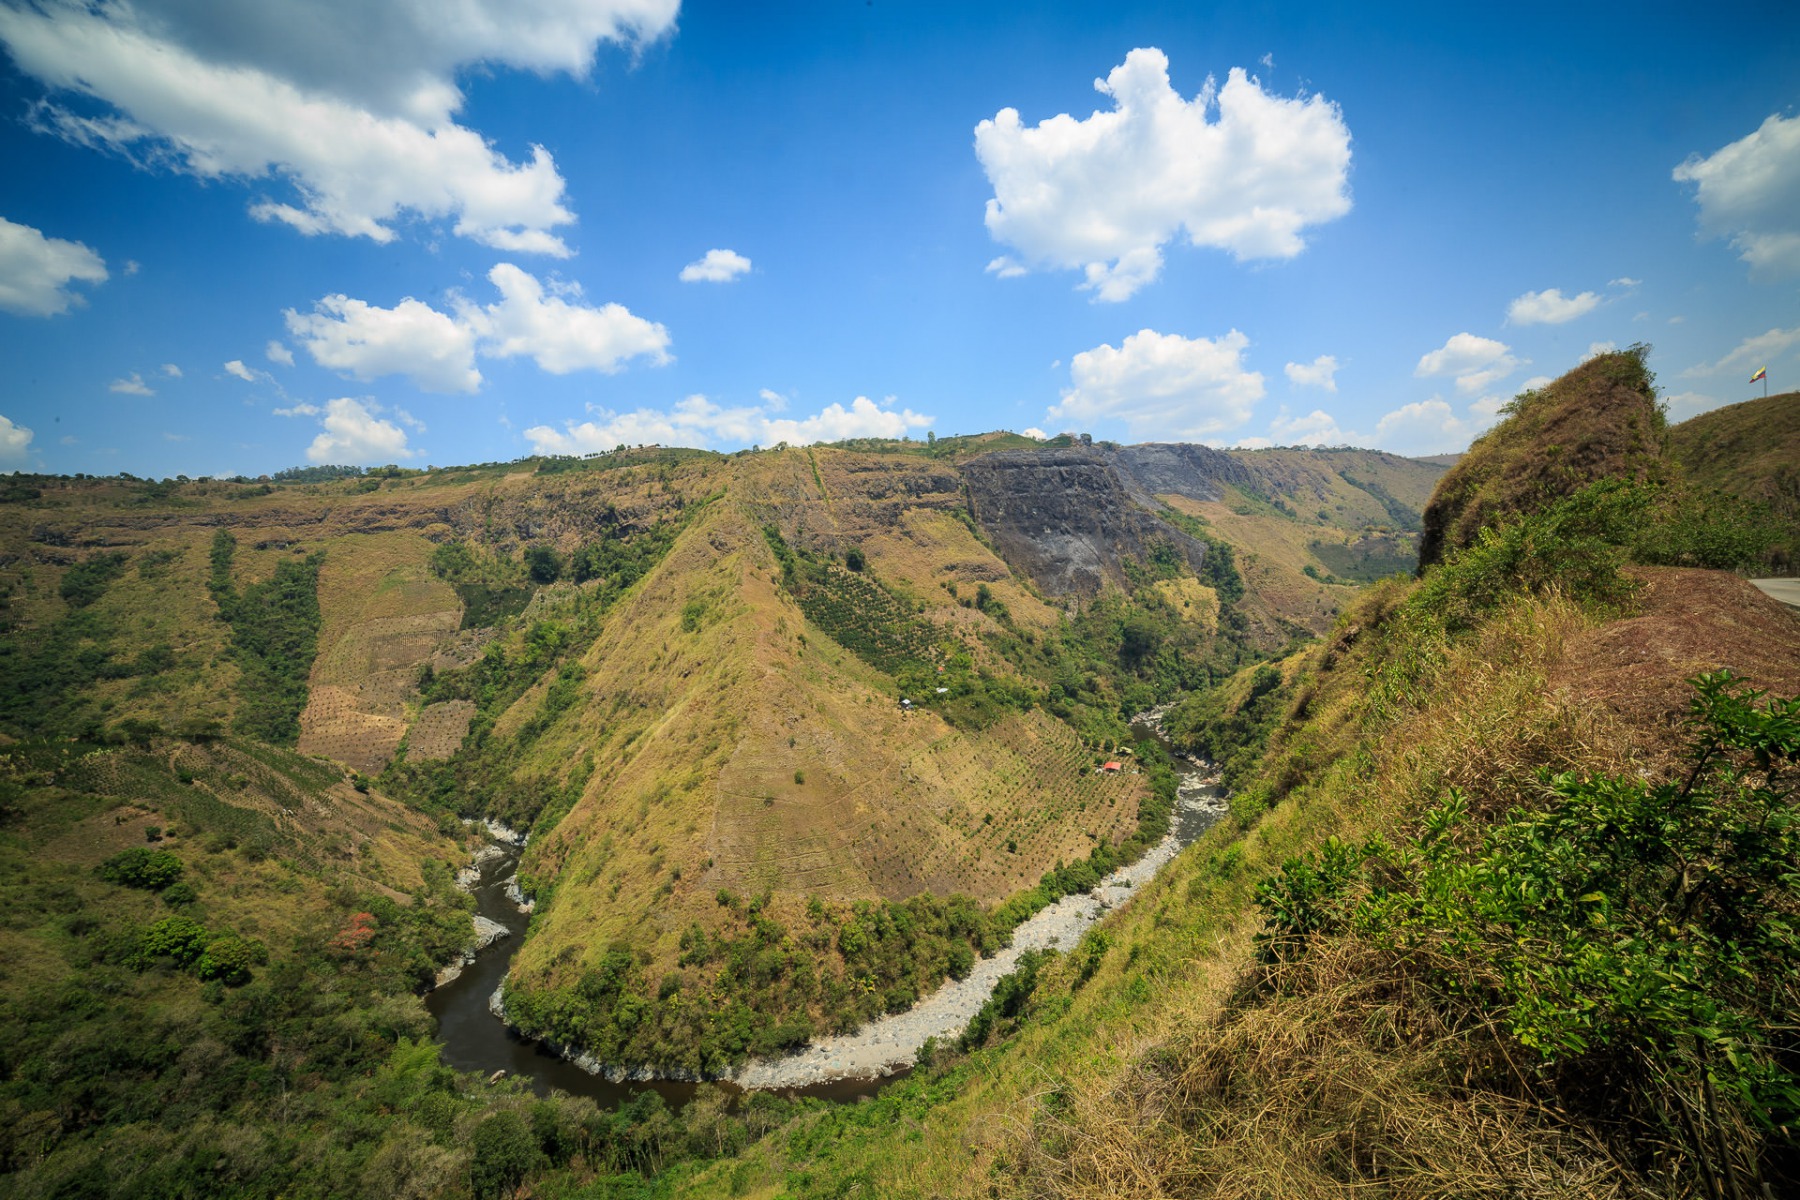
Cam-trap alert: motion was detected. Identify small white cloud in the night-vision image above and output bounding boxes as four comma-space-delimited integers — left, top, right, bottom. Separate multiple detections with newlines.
223, 359, 261, 383
985, 256, 1028, 279
266, 340, 294, 366
1674, 111, 1800, 278
758, 387, 788, 411
1506, 287, 1600, 326
123, 259, 139, 276
1048, 328, 1264, 439
1022, 427, 1049, 440
59, 434, 77, 446
1583, 341, 1619, 362
0, 215, 107, 317
0, 413, 34, 466
161, 432, 189, 442
679, 248, 752, 283
303, 397, 417, 463
1683, 325, 1800, 378
286, 294, 480, 393
1416, 332, 1520, 394
160, 363, 182, 378
287, 263, 670, 392
109, 371, 155, 395
273, 402, 321, 417
1518, 375, 1554, 393
1283, 354, 1338, 392
1609, 276, 1641, 288
975, 48, 1352, 301
1668, 315, 1686, 325
525, 393, 932, 454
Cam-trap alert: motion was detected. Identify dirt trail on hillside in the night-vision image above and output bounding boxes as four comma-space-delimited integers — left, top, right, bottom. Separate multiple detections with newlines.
1549, 567, 1800, 770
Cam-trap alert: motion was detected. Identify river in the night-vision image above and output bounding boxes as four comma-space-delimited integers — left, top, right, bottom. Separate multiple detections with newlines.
427, 714, 1222, 1103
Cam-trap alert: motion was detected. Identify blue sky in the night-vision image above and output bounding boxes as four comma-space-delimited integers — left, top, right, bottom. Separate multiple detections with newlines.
1, 0, 1796, 477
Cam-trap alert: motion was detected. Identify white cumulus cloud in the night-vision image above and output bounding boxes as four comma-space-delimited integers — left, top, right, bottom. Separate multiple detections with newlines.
109, 371, 154, 395
975, 48, 1352, 301
160, 362, 181, 377
1048, 328, 1265, 439
287, 264, 669, 391
1682, 325, 1800, 379
1674, 111, 1800, 278
679, 248, 752, 283
1507, 287, 1600, 325
467, 263, 670, 375
0, 214, 107, 316
1415, 332, 1521, 394
278, 396, 418, 463
286, 294, 481, 394
525, 393, 932, 454
0, 1, 678, 255
1283, 354, 1338, 391
1022, 427, 1049, 440
266, 340, 294, 366
0, 413, 35, 467
223, 359, 264, 383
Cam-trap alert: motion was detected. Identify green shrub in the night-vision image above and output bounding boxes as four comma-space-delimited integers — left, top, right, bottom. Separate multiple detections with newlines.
1257, 671, 1800, 1181
60, 552, 129, 607
97, 847, 184, 891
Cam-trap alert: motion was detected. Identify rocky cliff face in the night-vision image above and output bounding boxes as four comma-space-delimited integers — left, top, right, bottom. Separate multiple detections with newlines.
961, 449, 1209, 595
1107, 442, 1255, 509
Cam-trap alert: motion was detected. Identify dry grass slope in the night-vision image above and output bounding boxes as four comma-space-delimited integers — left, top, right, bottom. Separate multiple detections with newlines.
1420, 350, 1667, 567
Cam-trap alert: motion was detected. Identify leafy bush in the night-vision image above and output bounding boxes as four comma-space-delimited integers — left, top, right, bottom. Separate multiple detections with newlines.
1256, 671, 1800, 1188
60, 552, 129, 607
96, 847, 185, 891
524, 544, 564, 584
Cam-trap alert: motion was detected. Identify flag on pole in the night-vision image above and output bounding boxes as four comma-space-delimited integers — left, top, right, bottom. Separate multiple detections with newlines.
1749, 366, 1767, 383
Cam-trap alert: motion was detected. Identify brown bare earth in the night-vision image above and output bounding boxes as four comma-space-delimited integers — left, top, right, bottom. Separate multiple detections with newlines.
1548, 567, 1800, 769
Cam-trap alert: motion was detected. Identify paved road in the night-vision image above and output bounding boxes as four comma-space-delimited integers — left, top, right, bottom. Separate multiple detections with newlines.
1750, 578, 1800, 610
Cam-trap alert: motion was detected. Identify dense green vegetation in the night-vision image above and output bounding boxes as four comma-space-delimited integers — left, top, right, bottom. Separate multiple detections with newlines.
208, 531, 324, 745
0, 549, 182, 740
0, 745, 495, 1199
1164, 662, 1289, 790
